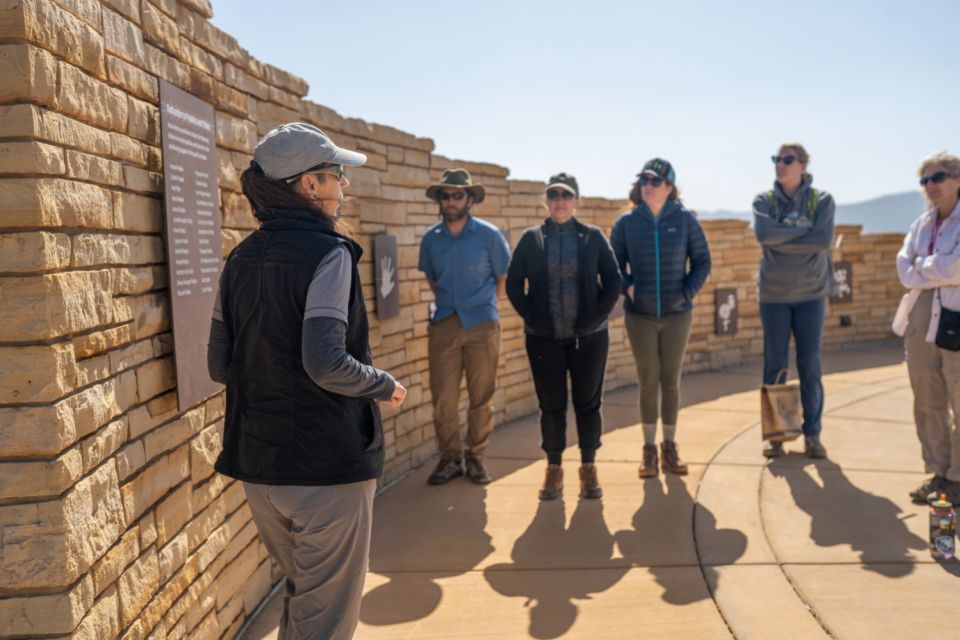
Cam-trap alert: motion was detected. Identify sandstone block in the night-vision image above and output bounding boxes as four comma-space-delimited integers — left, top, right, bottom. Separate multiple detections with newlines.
0, 270, 114, 341
1, 0, 105, 78
154, 482, 192, 547
261, 62, 308, 96
123, 165, 163, 194
141, 1, 179, 55
66, 149, 124, 186
0, 343, 77, 404
109, 56, 160, 103
57, 60, 128, 133
0, 43, 57, 105
128, 391, 178, 440
0, 573, 94, 636
0, 231, 71, 273
215, 112, 256, 153
72, 233, 163, 267
223, 63, 269, 100
102, 0, 140, 22
102, 7, 144, 64
0, 462, 124, 590
113, 191, 163, 232
255, 100, 300, 136
73, 324, 134, 359
243, 560, 273, 619
71, 585, 122, 640
0, 105, 111, 156
117, 441, 148, 485
82, 416, 128, 474
48, 0, 103, 29
190, 422, 221, 483
91, 526, 139, 596
214, 80, 248, 117
117, 548, 160, 627
143, 42, 190, 87
178, 35, 223, 79
0, 178, 114, 228
120, 444, 189, 523
136, 356, 176, 404
158, 530, 189, 584
0, 141, 65, 175
215, 541, 258, 609
0, 447, 82, 500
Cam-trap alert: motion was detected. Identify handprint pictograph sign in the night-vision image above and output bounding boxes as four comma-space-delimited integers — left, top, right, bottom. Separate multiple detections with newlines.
374, 234, 400, 319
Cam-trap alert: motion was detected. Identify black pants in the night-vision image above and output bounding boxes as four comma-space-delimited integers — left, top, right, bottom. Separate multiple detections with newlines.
525, 330, 609, 461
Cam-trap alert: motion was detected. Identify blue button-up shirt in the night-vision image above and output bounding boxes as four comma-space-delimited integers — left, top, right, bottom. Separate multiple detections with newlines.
418, 216, 511, 328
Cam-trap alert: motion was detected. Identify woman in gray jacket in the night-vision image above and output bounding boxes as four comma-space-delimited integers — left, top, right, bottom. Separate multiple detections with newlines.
754, 142, 835, 460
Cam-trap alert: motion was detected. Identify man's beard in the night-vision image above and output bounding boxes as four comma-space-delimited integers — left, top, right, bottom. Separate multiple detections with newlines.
440, 204, 470, 223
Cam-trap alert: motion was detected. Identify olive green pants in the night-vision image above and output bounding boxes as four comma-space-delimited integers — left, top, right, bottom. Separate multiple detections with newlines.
624, 310, 693, 426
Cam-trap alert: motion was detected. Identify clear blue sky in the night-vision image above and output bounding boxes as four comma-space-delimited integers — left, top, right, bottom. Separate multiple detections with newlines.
211, 0, 959, 213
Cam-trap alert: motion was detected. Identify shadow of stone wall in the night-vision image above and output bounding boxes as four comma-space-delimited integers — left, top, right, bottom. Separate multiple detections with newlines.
0, 0, 907, 637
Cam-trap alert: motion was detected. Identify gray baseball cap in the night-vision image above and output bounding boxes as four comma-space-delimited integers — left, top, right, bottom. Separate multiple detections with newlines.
253, 122, 367, 181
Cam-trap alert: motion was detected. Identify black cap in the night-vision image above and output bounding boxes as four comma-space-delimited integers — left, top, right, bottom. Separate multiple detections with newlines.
546, 172, 579, 197
638, 158, 676, 184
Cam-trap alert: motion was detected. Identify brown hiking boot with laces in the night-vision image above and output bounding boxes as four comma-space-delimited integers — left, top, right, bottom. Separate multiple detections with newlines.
539, 464, 564, 500
639, 444, 659, 478
579, 464, 603, 499
464, 455, 492, 485
660, 441, 688, 475
427, 456, 463, 485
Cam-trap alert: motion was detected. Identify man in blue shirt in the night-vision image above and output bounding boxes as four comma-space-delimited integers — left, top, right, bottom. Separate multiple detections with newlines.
419, 168, 511, 485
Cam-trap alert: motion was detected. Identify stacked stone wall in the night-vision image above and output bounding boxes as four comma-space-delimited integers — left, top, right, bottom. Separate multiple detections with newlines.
0, 0, 908, 637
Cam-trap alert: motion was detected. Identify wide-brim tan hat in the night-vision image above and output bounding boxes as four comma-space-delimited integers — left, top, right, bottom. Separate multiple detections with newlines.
425, 168, 486, 204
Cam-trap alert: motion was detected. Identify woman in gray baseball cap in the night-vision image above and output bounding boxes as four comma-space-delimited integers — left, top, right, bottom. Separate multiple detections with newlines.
208, 122, 406, 638
610, 158, 712, 480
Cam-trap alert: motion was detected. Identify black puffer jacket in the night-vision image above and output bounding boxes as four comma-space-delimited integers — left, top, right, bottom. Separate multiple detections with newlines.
506, 218, 621, 338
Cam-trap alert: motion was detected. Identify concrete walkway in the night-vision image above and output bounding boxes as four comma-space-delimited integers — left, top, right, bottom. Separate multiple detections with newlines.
242, 348, 959, 639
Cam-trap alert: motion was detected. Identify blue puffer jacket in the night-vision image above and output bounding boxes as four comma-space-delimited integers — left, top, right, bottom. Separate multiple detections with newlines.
610, 200, 712, 317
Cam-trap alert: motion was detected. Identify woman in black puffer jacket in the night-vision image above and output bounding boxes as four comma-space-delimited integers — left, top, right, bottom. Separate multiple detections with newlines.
610, 158, 711, 480
507, 173, 621, 502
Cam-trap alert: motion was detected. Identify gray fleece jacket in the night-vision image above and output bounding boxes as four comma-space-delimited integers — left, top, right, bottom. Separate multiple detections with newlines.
753, 176, 836, 303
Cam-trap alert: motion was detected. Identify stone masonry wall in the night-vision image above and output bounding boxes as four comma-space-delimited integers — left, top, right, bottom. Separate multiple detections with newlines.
0, 0, 908, 638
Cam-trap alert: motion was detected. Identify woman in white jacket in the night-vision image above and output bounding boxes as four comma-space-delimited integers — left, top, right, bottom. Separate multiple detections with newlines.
894, 151, 960, 505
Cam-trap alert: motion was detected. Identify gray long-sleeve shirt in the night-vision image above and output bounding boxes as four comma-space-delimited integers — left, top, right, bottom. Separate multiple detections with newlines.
753, 176, 835, 303
207, 246, 396, 400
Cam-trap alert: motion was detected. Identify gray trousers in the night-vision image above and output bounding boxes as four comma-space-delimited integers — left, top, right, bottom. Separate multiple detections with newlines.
905, 289, 960, 482
624, 310, 693, 426
243, 479, 377, 640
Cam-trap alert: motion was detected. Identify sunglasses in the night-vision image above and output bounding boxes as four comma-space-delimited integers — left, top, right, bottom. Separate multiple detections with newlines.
920, 171, 954, 187
771, 155, 798, 165
639, 175, 664, 187
546, 189, 575, 201
438, 191, 467, 201
286, 163, 344, 183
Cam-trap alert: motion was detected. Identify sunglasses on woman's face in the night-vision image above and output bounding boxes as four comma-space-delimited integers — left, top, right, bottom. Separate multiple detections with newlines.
639, 175, 664, 187
771, 155, 797, 165
286, 163, 344, 183
920, 171, 954, 187
438, 191, 466, 201
546, 189, 575, 201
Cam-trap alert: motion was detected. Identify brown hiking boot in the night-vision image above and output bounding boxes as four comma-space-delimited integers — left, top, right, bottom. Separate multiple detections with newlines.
464, 455, 492, 485
427, 456, 463, 485
660, 441, 688, 475
579, 464, 603, 499
539, 464, 564, 500
639, 444, 659, 478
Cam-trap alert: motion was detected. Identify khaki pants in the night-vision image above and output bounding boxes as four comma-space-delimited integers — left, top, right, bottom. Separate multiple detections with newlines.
905, 289, 960, 482
428, 314, 500, 461
243, 479, 377, 640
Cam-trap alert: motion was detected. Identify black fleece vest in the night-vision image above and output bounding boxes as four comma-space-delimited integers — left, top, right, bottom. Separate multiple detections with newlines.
214, 209, 383, 485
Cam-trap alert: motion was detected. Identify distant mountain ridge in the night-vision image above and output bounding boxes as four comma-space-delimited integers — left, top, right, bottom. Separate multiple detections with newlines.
697, 191, 926, 234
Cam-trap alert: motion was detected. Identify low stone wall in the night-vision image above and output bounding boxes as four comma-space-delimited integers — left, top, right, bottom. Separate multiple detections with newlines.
0, 0, 908, 638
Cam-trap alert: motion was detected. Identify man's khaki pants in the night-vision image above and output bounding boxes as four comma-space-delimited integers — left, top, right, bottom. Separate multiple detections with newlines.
428, 314, 500, 462
905, 289, 960, 481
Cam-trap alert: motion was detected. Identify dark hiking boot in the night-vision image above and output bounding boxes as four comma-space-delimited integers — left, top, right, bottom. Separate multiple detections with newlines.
539, 464, 564, 500
927, 479, 960, 506
639, 444, 659, 478
763, 440, 784, 459
428, 456, 463, 485
579, 464, 603, 499
804, 436, 827, 459
660, 441, 689, 475
465, 456, 492, 485
911, 475, 947, 505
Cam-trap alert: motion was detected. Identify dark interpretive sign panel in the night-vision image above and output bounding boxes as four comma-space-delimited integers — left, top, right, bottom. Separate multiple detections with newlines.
374, 234, 400, 319
159, 79, 223, 410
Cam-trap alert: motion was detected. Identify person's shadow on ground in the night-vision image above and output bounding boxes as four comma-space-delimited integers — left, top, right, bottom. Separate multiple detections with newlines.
768, 457, 927, 578
615, 474, 746, 604
360, 480, 494, 625
484, 498, 628, 639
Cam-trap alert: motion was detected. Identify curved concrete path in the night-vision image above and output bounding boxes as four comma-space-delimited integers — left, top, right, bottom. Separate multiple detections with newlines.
243, 348, 959, 639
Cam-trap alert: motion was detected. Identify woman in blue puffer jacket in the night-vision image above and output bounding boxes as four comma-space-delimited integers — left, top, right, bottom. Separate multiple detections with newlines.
610, 158, 711, 480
